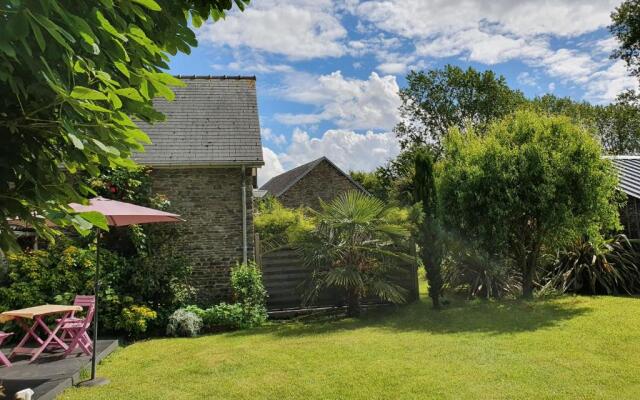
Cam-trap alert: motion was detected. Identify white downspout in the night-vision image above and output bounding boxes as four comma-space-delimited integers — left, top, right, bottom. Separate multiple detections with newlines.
241, 165, 248, 264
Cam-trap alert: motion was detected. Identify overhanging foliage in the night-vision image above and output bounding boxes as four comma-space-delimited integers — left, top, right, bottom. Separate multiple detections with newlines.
0, 0, 249, 251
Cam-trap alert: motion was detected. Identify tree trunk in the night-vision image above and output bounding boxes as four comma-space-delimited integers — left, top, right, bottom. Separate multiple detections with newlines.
422, 222, 443, 309
426, 264, 442, 309
521, 250, 538, 299
346, 289, 361, 317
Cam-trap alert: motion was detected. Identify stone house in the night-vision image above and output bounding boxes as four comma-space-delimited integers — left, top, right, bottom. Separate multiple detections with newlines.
135, 76, 263, 304
260, 156, 367, 210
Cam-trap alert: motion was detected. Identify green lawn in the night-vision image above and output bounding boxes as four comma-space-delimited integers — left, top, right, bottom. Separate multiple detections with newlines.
60, 291, 640, 400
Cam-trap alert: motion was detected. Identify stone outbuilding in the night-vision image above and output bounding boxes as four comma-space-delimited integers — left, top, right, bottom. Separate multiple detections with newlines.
260, 156, 367, 210
135, 75, 263, 304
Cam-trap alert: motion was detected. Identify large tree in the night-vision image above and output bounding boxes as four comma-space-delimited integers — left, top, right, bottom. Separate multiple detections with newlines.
0, 0, 248, 251
395, 65, 526, 154
611, 0, 640, 78
530, 92, 640, 155
438, 111, 621, 298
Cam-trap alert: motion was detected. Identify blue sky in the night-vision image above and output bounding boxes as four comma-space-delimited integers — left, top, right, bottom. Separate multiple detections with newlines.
168, 0, 637, 185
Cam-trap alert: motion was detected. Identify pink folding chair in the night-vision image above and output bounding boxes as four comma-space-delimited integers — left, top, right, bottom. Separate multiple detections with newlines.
60, 295, 95, 356
0, 332, 13, 367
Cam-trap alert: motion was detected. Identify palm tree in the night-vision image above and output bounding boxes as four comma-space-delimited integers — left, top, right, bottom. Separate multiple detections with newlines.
296, 191, 413, 317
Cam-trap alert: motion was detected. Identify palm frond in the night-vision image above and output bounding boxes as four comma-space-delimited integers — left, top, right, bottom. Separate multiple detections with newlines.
294, 190, 416, 308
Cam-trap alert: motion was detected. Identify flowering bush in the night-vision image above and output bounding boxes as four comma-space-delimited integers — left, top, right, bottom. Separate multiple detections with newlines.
166, 309, 203, 337
117, 305, 158, 338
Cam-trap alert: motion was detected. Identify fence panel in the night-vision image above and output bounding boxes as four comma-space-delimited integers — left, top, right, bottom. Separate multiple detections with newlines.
259, 243, 419, 311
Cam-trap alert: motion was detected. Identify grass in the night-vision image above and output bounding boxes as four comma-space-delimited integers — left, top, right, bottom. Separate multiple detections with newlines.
60, 287, 640, 399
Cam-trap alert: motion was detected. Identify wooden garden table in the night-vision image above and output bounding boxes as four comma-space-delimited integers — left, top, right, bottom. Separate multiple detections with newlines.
0, 304, 82, 362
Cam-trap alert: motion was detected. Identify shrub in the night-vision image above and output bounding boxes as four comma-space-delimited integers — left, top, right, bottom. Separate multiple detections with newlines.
0, 242, 94, 313
117, 305, 158, 338
187, 303, 265, 331
541, 234, 640, 295
438, 111, 621, 298
202, 303, 245, 330
441, 238, 521, 299
166, 309, 203, 337
182, 262, 268, 332
0, 238, 190, 338
254, 198, 314, 250
231, 261, 267, 305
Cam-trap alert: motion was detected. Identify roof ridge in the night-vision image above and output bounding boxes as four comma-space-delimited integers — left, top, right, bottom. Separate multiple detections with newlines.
260, 156, 368, 197
174, 75, 256, 80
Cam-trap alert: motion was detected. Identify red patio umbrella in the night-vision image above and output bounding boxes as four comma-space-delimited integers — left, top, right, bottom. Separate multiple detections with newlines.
69, 197, 182, 385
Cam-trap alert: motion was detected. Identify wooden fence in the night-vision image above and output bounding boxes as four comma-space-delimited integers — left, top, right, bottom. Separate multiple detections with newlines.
257, 239, 419, 311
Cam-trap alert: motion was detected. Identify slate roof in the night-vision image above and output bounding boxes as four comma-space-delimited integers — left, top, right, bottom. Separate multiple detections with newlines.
260, 156, 367, 197
133, 76, 263, 167
608, 156, 640, 200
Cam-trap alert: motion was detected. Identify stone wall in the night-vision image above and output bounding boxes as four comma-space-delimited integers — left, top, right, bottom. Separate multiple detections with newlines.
278, 159, 364, 210
150, 167, 254, 305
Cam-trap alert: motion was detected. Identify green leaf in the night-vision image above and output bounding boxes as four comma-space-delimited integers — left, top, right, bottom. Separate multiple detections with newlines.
113, 61, 130, 78
115, 88, 144, 101
71, 86, 108, 100
73, 60, 86, 73
30, 11, 75, 51
78, 211, 109, 230
126, 128, 151, 144
92, 139, 121, 156
95, 10, 127, 41
150, 80, 175, 101
153, 73, 186, 87
108, 92, 123, 109
131, 0, 161, 11
28, 17, 46, 51
68, 133, 84, 150
0, 40, 16, 58
78, 102, 112, 113
71, 214, 95, 232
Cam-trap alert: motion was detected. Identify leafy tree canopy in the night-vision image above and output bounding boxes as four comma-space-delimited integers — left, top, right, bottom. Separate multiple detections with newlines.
529, 92, 640, 155
438, 110, 621, 298
0, 0, 249, 252
394, 65, 526, 154
611, 0, 640, 78
396, 65, 640, 161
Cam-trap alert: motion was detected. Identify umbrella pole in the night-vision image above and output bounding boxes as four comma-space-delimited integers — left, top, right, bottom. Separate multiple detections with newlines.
91, 229, 100, 380
80, 229, 108, 387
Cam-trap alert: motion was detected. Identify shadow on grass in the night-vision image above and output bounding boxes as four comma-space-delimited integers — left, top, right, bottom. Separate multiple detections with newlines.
244, 296, 592, 339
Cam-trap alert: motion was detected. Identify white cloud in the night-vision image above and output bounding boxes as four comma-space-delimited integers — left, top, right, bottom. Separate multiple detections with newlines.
537, 48, 600, 84
517, 72, 537, 87
259, 147, 285, 186
377, 62, 409, 75
346, 35, 402, 57
197, 0, 347, 60
594, 36, 620, 54
353, 0, 629, 102
585, 61, 638, 103
355, 0, 620, 39
274, 71, 401, 130
271, 128, 401, 175
261, 127, 287, 145
548, 82, 556, 92
212, 61, 293, 74
416, 29, 549, 64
